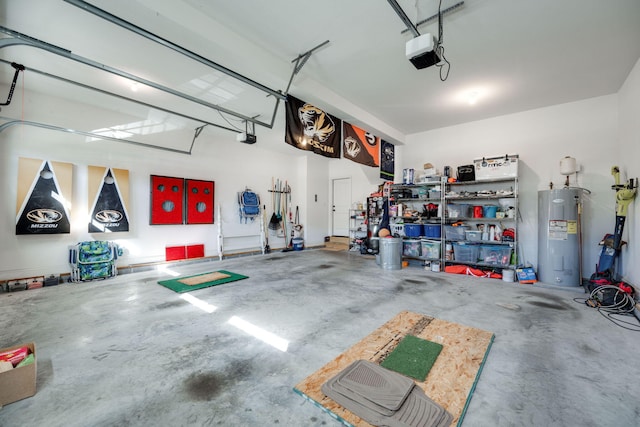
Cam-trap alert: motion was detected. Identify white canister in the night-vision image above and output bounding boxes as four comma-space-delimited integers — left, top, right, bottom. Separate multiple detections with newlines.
431, 261, 441, 272
502, 269, 515, 282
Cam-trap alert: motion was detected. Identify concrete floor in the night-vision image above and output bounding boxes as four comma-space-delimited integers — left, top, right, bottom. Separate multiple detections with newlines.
1, 249, 639, 427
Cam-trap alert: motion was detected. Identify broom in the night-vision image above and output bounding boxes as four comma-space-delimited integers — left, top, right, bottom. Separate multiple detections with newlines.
268, 177, 280, 230
263, 204, 271, 253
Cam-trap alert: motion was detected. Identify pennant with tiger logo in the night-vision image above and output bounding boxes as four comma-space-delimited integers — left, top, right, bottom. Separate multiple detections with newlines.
342, 122, 380, 167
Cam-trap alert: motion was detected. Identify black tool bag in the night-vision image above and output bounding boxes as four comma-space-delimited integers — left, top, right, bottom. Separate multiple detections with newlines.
457, 165, 475, 181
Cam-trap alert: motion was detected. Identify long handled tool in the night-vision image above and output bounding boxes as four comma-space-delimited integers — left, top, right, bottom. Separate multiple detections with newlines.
263, 204, 271, 253
268, 177, 280, 231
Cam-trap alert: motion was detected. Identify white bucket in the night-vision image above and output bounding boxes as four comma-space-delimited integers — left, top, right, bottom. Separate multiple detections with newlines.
292, 238, 304, 251
502, 269, 515, 282
431, 261, 441, 272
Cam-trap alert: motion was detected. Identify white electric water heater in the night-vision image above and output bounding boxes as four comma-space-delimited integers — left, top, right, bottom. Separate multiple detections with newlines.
537, 188, 583, 286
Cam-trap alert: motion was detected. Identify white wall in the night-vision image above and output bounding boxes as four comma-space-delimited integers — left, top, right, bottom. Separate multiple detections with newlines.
0, 89, 328, 280
618, 57, 640, 285
328, 157, 388, 208
397, 95, 620, 282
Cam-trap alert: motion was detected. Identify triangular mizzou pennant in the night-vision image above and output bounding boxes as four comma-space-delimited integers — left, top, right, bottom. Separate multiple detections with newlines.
380, 140, 395, 180
285, 94, 341, 158
16, 158, 72, 234
342, 122, 379, 167
88, 166, 130, 232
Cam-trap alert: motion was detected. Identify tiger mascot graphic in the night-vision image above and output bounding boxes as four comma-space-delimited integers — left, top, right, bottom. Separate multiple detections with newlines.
298, 103, 336, 142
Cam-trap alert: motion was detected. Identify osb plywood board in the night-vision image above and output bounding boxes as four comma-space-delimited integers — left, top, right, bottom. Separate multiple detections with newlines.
178, 271, 230, 286
293, 310, 494, 427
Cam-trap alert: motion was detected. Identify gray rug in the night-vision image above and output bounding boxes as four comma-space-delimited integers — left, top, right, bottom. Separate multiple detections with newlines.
321, 360, 452, 427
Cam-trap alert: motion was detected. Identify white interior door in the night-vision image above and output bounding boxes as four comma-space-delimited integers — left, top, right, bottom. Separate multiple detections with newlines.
332, 178, 351, 236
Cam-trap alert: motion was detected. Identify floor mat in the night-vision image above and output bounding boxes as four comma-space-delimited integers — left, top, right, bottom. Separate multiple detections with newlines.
157, 270, 248, 293
326, 360, 414, 415
321, 360, 452, 426
380, 334, 444, 382
293, 311, 494, 427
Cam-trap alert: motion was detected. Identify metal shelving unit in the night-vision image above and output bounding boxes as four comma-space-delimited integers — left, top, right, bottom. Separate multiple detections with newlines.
442, 176, 518, 270
348, 209, 367, 251
387, 179, 445, 266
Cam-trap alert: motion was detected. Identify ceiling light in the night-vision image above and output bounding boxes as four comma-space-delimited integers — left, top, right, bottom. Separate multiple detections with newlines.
467, 91, 480, 105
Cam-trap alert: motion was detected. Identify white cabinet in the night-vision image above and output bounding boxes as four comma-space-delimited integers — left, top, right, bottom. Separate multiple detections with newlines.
443, 177, 518, 269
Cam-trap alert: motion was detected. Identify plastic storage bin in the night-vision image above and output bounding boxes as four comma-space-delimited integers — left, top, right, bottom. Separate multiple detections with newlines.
423, 224, 441, 238
479, 245, 512, 266
390, 223, 405, 237
421, 240, 441, 259
483, 205, 498, 218
444, 225, 470, 241
404, 223, 423, 237
452, 243, 480, 263
465, 230, 483, 241
403, 239, 422, 257
447, 204, 470, 218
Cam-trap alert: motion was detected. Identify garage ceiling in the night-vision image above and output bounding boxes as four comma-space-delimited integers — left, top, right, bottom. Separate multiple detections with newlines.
2, 0, 640, 150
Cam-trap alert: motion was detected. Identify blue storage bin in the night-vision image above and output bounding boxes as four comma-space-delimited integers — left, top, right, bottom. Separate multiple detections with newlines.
423, 224, 441, 238
404, 223, 423, 237
483, 205, 498, 218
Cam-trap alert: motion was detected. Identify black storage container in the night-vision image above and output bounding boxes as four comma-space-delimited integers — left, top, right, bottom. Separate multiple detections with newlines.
457, 165, 475, 181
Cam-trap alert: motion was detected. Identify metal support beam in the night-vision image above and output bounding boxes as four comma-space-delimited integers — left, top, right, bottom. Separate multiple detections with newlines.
64, 0, 285, 101
0, 59, 240, 135
0, 27, 275, 129
387, 0, 421, 37
0, 117, 194, 155
266, 40, 330, 129
400, 1, 465, 35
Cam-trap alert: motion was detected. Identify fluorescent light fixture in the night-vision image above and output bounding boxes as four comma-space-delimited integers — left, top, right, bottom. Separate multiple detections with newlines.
227, 316, 289, 352
180, 294, 217, 314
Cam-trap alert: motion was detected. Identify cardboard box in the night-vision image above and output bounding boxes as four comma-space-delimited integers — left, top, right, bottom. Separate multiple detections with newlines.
0, 342, 37, 406
516, 267, 537, 284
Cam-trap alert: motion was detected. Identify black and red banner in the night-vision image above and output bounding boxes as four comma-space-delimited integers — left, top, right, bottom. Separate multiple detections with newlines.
342, 122, 380, 167
285, 95, 341, 158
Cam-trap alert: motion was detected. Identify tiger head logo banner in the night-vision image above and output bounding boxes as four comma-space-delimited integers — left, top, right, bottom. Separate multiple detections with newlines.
285, 95, 341, 158
342, 122, 380, 167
